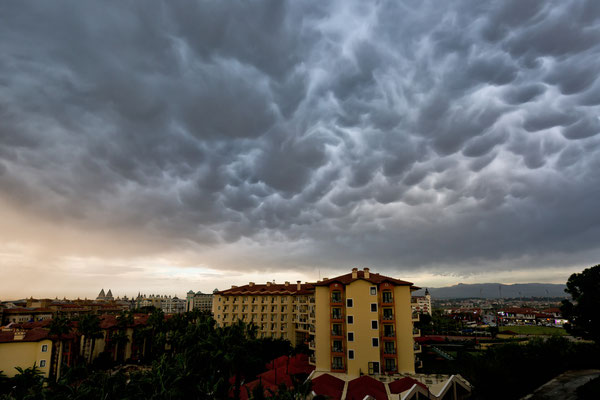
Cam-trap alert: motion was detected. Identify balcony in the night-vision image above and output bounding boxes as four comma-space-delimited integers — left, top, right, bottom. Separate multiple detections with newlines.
382, 292, 393, 305
309, 325, 315, 333
331, 294, 343, 304
383, 330, 395, 338
413, 343, 422, 354
332, 346, 344, 353
331, 311, 343, 321
412, 312, 420, 322
382, 313, 394, 321
411, 297, 418, 304
331, 329, 343, 337
308, 341, 315, 350
413, 328, 421, 337
384, 347, 396, 355
309, 355, 316, 365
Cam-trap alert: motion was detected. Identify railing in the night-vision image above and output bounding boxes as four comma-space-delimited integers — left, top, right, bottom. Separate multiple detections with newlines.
412, 312, 420, 321
382, 295, 393, 304
413, 328, 421, 337
413, 343, 422, 353
332, 330, 343, 337
309, 355, 316, 365
383, 314, 394, 321
331, 296, 342, 303
384, 348, 396, 354
383, 331, 395, 338
309, 326, 315, 333
332, 346, 344, 353
331, 312, 343, 320
308, 341, 315, 349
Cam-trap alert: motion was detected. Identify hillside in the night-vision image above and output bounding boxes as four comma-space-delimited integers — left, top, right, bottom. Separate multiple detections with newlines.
412, 283, 567, 299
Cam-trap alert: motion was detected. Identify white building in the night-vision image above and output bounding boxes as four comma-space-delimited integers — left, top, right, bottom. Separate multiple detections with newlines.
411, 289, 432, 315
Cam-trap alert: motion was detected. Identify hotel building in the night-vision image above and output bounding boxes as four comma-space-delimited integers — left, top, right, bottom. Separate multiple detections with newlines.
213, 268, 421, 376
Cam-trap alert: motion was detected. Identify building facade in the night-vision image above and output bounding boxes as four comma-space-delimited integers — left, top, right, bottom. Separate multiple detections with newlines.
213, 268, 421, 377
135, 294, 186, 314
185, 291, 214, 313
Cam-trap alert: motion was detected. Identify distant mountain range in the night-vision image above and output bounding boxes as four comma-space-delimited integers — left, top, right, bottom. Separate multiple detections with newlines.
412, 283, 567, 299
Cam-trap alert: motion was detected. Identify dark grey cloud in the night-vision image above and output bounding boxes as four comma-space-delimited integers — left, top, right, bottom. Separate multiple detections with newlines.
1, 0, 599, 277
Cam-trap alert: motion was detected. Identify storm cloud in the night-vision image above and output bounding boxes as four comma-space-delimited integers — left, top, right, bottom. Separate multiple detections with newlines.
1, 0, 599, 294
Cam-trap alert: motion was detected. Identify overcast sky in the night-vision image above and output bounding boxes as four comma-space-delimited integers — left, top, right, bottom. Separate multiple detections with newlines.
1, 0, 599, 300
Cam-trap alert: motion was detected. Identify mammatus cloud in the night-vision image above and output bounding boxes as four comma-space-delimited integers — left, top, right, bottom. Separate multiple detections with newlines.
1, 1, 599, 296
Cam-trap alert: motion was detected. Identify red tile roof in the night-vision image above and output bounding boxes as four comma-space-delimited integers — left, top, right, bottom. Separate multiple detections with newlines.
218, 283, 315, 296
389, 377, 428, 394
314, 270, 414, 287
0, 328, 50, 343
311, 374, 346, 400
346, 375, 387, 400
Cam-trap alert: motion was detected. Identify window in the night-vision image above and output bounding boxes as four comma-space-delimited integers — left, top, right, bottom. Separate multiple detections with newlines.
371, 303, 377, 312
385, 358, 396, 372
39, 360, 46, 368
41, 344, 48, 353
347, 298, 353, 307
347, 315, 354, 324
348, 349, 355, 360
370, 286, 377, 295
331, 291, 342, 303
382, 291, 393, 303
332, 340, 343, 352
348, 332, 354, 342
332, 356, 344, 370
368, 361, 380, 374
372, 337, 379, 347
371, 320, 378, 329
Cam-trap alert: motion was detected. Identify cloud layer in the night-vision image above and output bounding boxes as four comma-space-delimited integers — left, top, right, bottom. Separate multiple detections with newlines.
1, 0, 599, 295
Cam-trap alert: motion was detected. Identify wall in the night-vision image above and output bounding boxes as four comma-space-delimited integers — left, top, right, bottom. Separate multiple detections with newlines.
394, 285, 415, 373
0, 340, 53, 378
346, 279, 381, 377
314, 286, 331, 372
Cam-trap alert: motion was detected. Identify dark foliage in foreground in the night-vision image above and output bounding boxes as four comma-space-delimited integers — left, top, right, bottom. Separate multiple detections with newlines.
0, 312, 308, 400
458, 337, 600, 400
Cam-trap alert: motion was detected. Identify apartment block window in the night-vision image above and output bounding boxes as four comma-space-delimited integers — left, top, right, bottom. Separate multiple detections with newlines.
331, 290, 342, 303
332, 357, 344, 370
347, 315, 354, 324
348, 349, 355, 360
332, 307, 342, 319
39, 360, 46, 368
346, 298, 353, 307
371, 320, 378, 329
371, 303, 377, 312
41, 345, 48, 352
368, 361, 380, 374
348, 332, 354, 342
332, 340, 343, 353
372, 337, 379, 347
370, 286, 377, 295
382, 291, 393, 303
385, 358, 396, 372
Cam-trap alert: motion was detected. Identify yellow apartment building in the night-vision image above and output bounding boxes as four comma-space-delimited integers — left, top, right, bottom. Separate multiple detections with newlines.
0, 328, 53, 378
213, 268, 421, 376
213, 281, 315, 347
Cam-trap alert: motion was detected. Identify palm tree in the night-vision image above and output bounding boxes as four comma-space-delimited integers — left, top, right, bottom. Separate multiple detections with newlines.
10, 365, 44, 399
48, 315, 72, 381
112, 311, 133, 363
78, 314, 104, 364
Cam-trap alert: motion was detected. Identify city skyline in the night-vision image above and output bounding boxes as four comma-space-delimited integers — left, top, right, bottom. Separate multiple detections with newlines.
1, 1, 599, 299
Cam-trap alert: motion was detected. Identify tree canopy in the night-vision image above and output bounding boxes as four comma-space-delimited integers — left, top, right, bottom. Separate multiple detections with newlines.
560, 264, 600, 343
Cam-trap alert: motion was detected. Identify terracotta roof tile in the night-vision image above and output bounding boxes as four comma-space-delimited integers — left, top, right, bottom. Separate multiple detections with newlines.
311, 374, 345, 400
346, 376, 387, 400
217, 283, 315, 296
314, 270, 414, 287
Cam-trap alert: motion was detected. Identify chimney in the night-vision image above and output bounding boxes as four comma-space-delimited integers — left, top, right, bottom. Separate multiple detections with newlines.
352, 268, 358, 279
363, 268, 370, 278
266, 282, 272, 287
249, 282, 255, 287
323, 278, 328, 281
285, 281, 290, 286
13, 330, 26, 341
297, 281, 302, 290
231, 285, 237, 289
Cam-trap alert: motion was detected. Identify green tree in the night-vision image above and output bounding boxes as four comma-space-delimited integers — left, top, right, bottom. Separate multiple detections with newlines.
48, 315, 72, 381
78, 314, 104, 364
560, 264, 600, 343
